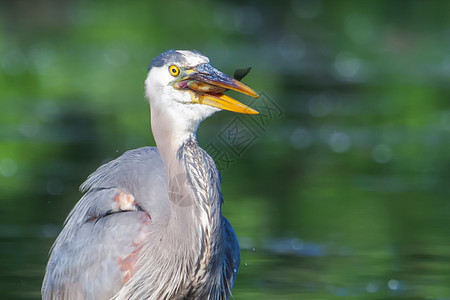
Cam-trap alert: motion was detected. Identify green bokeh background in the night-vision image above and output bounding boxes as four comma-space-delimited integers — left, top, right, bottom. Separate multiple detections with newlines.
1, 0, 450, 299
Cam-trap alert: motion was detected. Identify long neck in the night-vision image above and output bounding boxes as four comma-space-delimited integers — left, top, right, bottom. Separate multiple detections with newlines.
150, 104, 224, 291
114, 94, 228, 299
150, 103, 222, 236
114, 105, 226, 299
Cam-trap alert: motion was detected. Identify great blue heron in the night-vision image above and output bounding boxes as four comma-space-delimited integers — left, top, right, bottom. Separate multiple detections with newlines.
42, 49, 259, 299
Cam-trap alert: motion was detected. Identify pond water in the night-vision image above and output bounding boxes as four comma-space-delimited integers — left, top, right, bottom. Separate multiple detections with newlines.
1, 225, 450, 299
1, 1, 450, 299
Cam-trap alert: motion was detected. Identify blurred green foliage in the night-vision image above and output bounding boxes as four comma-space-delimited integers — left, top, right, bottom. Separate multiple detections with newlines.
1, 0, 450, 298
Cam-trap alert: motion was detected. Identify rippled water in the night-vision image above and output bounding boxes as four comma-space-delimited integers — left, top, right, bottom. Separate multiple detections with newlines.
2, 230, 450, 299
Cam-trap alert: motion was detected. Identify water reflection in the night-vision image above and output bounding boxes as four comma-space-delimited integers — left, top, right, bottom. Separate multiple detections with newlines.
235, 237, 450, 299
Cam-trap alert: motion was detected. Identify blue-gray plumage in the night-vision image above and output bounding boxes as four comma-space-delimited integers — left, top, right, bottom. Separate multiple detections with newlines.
42, 50, 259, 300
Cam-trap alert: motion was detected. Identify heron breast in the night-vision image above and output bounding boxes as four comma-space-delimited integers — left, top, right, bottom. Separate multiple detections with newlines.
118, 212, 151, 283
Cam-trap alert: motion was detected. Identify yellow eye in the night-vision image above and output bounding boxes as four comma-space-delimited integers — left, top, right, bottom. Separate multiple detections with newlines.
168, 65, 180, 77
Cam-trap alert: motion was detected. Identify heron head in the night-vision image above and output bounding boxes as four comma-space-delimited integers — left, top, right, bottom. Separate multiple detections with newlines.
145, 50, 259, 123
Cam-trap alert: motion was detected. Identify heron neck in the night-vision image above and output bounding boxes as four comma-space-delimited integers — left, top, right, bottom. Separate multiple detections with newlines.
150, 102, 223, 261
150, 103, 222, 227
150, 104, 199, 168
121, 104, 225, 298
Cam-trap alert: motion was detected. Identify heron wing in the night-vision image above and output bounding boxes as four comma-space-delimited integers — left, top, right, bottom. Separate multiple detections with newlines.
42, 147, 169, 300
42, 209, 150, 300
223, 216, 241, 293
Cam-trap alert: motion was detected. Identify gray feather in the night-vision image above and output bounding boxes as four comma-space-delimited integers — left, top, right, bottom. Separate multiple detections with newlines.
42, 146, 239, 300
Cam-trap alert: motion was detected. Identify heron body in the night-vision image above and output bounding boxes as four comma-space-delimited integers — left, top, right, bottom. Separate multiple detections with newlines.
42, 50, 259, 299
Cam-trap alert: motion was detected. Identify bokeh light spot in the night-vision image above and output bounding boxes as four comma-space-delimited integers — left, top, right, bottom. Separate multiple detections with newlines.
290, 127, 312, 149
0, 158, 17, 177
334, 52, 361, 79
372, 144, 393, 163
329, 132, 351, 153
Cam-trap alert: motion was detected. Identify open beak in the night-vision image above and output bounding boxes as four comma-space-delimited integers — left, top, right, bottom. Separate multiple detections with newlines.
175, 63, 259, 114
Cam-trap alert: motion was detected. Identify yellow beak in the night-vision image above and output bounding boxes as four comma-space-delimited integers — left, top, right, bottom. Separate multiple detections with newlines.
180, 63, 259, 114
192, 92, 259, 115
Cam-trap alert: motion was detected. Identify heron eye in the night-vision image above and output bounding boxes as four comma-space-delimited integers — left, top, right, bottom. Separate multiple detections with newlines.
168, 65, 180, 77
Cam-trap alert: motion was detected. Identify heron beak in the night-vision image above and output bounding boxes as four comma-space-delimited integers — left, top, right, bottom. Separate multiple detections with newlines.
177, 63, 259, 114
